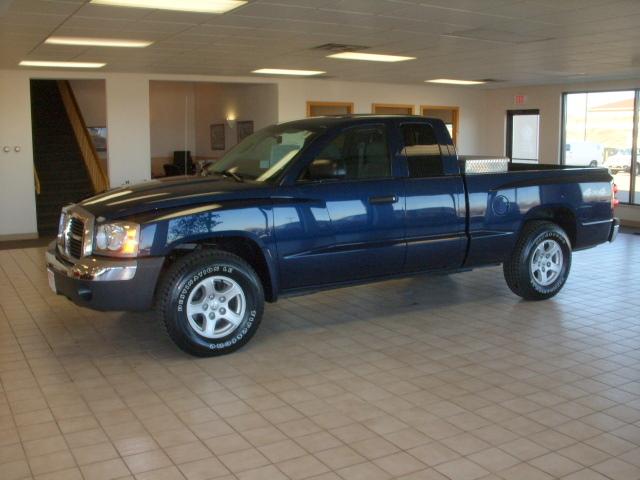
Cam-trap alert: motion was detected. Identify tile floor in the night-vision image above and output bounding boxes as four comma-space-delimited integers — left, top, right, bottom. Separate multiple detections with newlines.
0, 234, 639, 480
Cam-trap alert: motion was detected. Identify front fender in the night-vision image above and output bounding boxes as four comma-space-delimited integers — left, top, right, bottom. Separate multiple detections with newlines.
141, 202, 279, 298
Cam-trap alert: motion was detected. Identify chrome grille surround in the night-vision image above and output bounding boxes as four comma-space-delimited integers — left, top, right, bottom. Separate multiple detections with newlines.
57, 205, 95, 260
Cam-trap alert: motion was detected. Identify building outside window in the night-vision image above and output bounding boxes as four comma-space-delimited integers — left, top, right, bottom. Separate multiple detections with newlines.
562, 90, 639, 204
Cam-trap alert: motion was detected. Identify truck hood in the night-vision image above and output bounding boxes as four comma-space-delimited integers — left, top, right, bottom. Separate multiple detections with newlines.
78, 176, 273, 220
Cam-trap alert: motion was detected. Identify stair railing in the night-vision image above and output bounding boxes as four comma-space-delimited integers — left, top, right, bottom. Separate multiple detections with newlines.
57, 80, 109, 193
34, 167, 41, 195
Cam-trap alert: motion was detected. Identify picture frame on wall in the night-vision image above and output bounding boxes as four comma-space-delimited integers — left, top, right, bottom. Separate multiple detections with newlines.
237, 120, 254, 143
88, 127, 107, 153
210, 123, 225, 150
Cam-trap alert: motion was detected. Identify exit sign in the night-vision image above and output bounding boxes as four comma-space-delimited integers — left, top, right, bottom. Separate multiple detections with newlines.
514, 94, 527, 105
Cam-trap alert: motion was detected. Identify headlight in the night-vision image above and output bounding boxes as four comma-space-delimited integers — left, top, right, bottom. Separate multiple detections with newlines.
94, 222, 140, 257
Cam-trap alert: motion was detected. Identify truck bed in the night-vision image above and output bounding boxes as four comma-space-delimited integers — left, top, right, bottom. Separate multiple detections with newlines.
458, 157, 614, 268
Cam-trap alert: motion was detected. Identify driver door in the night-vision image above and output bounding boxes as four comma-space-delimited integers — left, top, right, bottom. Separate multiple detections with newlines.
274, 124, 406, 290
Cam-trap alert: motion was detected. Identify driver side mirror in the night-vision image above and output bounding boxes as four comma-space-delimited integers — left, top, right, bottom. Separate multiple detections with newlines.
305, 158, 345, 181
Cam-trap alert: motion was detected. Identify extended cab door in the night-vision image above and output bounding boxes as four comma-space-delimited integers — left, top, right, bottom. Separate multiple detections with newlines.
399, 121, 467, 272
274, 123, 406, 290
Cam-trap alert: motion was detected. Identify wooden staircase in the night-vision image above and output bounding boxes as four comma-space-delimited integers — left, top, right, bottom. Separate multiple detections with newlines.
30, 80, 109, 235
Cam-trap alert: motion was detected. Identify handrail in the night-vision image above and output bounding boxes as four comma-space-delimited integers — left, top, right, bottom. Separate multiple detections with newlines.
34, 167, 41, 195
57, 80, 109, 193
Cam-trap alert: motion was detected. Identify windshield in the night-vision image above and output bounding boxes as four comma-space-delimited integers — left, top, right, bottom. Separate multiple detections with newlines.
207, 124, 322, 182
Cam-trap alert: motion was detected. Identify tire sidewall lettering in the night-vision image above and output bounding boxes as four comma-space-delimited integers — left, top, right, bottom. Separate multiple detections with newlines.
174, 262, 255, 351
527, 231, 569, 294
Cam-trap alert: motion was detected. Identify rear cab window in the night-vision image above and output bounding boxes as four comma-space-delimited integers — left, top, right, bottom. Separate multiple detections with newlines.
400, 123, 445, 178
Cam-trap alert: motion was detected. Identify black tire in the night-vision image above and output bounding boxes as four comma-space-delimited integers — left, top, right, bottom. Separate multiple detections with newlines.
157, 250, 264, 356
589, 160, 598, 167
503, 221, 572, 300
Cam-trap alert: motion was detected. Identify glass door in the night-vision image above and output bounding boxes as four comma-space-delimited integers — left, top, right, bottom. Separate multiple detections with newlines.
507, 109, 540, 163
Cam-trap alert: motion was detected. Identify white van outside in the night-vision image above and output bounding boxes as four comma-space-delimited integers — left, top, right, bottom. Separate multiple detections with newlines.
564, 141, 604, 167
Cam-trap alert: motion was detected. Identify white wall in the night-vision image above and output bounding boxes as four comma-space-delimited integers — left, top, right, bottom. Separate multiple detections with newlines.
69, 79, 106, 128
105, 75, 151, 187
0, 70, 37, 238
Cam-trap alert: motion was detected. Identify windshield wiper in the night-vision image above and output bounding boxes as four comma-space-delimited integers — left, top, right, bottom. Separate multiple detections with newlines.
217, 169, 244, 183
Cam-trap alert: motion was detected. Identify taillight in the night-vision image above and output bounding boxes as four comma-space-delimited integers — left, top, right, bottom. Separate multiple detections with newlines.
612, 183, 619, 208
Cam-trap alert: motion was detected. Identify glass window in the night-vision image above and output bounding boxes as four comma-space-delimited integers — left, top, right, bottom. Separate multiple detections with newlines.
563, 91, 636, 204
401, 124, 444, 177
301, 125, 391, 181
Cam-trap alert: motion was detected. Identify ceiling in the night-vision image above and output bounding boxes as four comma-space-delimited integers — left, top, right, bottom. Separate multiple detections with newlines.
2, 0, 640, 87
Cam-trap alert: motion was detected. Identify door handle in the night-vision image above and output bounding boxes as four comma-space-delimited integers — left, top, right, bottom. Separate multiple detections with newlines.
369, 195, 398, 205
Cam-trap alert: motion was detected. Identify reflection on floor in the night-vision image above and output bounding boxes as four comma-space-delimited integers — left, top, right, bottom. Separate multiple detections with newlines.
0, 234, 638, 479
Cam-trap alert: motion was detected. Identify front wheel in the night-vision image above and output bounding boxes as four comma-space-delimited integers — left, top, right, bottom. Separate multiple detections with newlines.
157, 250, 264, 356
503, 221, 572, 300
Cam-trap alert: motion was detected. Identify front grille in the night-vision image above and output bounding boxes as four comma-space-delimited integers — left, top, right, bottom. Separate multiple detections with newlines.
67, 217, 84, 259
56, 206, 94, 261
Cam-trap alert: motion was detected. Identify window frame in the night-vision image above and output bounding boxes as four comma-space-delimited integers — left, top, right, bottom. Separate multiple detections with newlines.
560, 88, 640, 205
296, 123, 394, 184
306, 101, 354, 117
372, 103, 414, 115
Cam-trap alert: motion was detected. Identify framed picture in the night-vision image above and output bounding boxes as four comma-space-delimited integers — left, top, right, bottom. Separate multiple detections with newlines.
88, 127, 107, 153
210, 123, 225, 150
237, 120, 254, 143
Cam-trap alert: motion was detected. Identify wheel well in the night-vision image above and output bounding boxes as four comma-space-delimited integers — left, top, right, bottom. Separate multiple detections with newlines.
524, 207, 576, 247
164, 237, 276, 302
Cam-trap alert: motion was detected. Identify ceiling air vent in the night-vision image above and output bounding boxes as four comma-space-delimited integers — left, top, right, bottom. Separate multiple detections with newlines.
312, 43, 370, 53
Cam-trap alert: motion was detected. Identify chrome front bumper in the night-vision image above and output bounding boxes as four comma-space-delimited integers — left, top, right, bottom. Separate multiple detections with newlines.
45, 241, 164, 311
46, 241, 137, 281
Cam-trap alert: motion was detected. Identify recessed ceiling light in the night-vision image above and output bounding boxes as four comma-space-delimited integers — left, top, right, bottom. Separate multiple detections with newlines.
90, 0, 246, 14
45, 36, 153, 48
252, 68, 325, 76
327, 52, 415, 62
426, 78, 485, 85
19, 60, 106, 68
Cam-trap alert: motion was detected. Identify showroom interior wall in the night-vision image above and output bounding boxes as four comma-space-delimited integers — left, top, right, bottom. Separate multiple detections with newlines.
0, 69, 494, 238
1, 69, 639, 238
149, 81, 278, 177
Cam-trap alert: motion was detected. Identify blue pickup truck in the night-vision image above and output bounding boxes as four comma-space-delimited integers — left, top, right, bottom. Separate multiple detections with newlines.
47, 115, 619, 356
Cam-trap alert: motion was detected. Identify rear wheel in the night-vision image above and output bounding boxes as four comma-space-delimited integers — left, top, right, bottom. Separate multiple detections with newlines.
157, 250, 264, 356
589, 160, 598, 167
503, 221, 572, 300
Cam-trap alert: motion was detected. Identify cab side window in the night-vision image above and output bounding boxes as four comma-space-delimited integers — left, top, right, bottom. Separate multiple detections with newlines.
302, 126, 391, 181
401, 124, 444, 177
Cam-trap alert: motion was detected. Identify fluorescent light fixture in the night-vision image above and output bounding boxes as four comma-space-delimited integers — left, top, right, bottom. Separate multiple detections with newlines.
45, 36, 152, 48
426, 78, 485, 85
90, 0, 246, 14
328, 52, 415, 62
252, 68, 325, 76
19, 60, 106, 68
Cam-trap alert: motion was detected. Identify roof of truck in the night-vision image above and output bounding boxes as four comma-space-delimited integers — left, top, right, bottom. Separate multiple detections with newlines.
279, 114, 441, 129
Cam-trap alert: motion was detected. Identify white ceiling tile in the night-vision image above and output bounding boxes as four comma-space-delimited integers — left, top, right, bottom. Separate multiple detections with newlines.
1, 0, 639, 86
